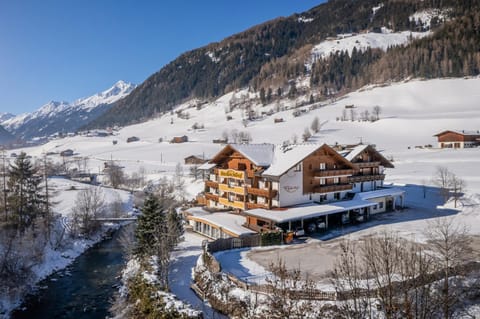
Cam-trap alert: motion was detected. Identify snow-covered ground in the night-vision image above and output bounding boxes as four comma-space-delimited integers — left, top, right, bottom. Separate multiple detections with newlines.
5, 76, 480, 315
311, 30, 430, 60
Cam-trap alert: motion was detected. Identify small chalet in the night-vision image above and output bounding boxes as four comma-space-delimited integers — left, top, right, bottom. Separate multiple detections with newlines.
184, 155, 208, 165
171, 135, 188, 143
434, 130, 480, 148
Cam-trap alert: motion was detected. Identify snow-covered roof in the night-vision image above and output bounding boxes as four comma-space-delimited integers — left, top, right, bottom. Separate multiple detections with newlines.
353, 188, 405, 201
245, 200, 376, 224
435, 130, 480, 136
187, 211, 255, 237
262, 144, 322, 177
230, 143, 275, 167
198, 162, 216, 170
343, 144, 369, 161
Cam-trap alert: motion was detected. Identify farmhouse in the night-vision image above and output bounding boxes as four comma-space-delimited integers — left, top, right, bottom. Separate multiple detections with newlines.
189, 143, 404, 237
434, 130, 480, 148
184, 155, 208, 165
171, 135, 188, 143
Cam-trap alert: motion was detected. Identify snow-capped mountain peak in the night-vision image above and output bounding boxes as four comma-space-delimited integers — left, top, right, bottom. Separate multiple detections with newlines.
1, 81, 136, 140
0, 112, 15, 123
73, 80, 136, 111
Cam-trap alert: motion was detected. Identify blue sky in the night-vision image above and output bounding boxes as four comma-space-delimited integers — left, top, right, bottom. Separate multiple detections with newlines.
0, 1, 324, 115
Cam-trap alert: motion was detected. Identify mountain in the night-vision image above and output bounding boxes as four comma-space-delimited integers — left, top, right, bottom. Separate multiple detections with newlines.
0, 125, 15, 146
89, 0, 480, 129
2, 81, 135, 140
0, 113, 15, 123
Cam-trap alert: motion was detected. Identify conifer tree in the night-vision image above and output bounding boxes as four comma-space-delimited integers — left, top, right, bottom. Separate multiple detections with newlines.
7, 152, 43, 230
135, 195, 165, 257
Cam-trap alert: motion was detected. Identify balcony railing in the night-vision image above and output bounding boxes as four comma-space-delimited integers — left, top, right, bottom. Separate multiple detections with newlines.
354, 161, 380, 168
205, 180, 219, 188
314, 169, 354, 177
313, 183, 352, 193
205, 193, 219, 202
218, 197, 245, 210
246, 202, 269, 210
247, 187, 278, 198
348, 174, 385, 183
219, 184, 245, 195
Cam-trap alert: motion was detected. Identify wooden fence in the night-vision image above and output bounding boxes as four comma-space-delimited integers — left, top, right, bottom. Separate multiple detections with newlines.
206, 234, 262, 253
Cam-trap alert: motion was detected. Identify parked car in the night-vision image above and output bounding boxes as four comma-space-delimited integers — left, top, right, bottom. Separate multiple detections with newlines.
294, 227, 305, 237
317, 220, 326, 230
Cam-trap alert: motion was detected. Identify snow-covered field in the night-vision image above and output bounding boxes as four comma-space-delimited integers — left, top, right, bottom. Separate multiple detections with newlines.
6, 76, 480, 315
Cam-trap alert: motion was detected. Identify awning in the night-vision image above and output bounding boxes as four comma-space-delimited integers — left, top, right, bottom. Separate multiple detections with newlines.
198, 163, 216, 170
245, 200, 376, 224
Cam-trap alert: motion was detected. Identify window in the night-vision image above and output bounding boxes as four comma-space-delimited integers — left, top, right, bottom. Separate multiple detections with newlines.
334, 192, 340, 200
379, 202, 384, 209
294, 163, 302, 172
238, 163, 246, 170
320, 194, 327, 202
333, 177, 339, 184
319, 162, 326, 170
320, 178, 326, 185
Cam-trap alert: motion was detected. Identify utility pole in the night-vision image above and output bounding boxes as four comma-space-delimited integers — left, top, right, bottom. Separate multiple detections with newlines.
1, 148, 7, 222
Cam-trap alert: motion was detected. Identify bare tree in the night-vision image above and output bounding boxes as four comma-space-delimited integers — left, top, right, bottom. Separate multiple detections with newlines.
449, 174, 466, 208
432, 166, 466, 207
263, 258, 316, 319
427, 218, 471, 319
311, 116, 320, 133
350, 108, 357, 122
221, 130, 229, 142
331, 240, 372, 319
302, 127, 312, 142
105, 160, 124, 189
71, 187, 105, 236
373, 105, 382, 121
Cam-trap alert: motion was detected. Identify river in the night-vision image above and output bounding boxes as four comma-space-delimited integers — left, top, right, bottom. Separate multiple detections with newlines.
11, 225, 227, 319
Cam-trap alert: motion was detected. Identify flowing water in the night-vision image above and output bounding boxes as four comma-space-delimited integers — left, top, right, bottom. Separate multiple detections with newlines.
11, 224, 227, 319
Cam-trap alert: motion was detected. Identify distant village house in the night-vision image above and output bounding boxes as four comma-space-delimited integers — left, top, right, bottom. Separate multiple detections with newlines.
171, 135, 188, 143
434, 130, 480, 148
184, 155, 208, 165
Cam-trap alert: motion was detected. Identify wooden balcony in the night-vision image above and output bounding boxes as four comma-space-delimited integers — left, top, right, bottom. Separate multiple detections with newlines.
205, 180, 219, 188
313, 183, 352, 193
205, 193, 219, 202
348, 174, 385, 183
354, 161, 380, 168
247, 187, 278, 198
246, 202, 269, 210
314, 169, 354, 177
219, 184, 245, 195
218, 197, 245, 210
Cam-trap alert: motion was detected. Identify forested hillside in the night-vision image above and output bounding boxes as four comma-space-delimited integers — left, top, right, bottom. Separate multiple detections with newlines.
89, 0, 480, 128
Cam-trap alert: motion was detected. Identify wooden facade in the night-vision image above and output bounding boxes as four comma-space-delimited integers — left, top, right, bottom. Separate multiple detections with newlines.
205, 145, 276, 210
302, 145, 356, 195
434, 130, 480, 148
203, 143, 394, 213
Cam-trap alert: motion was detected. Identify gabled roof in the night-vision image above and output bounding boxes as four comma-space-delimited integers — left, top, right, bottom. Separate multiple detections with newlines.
434, 130, 480, 137
344, 144, 369, 162
210, 143, 275, 167
262, 143, 355, 177
342, 144, 394, 168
